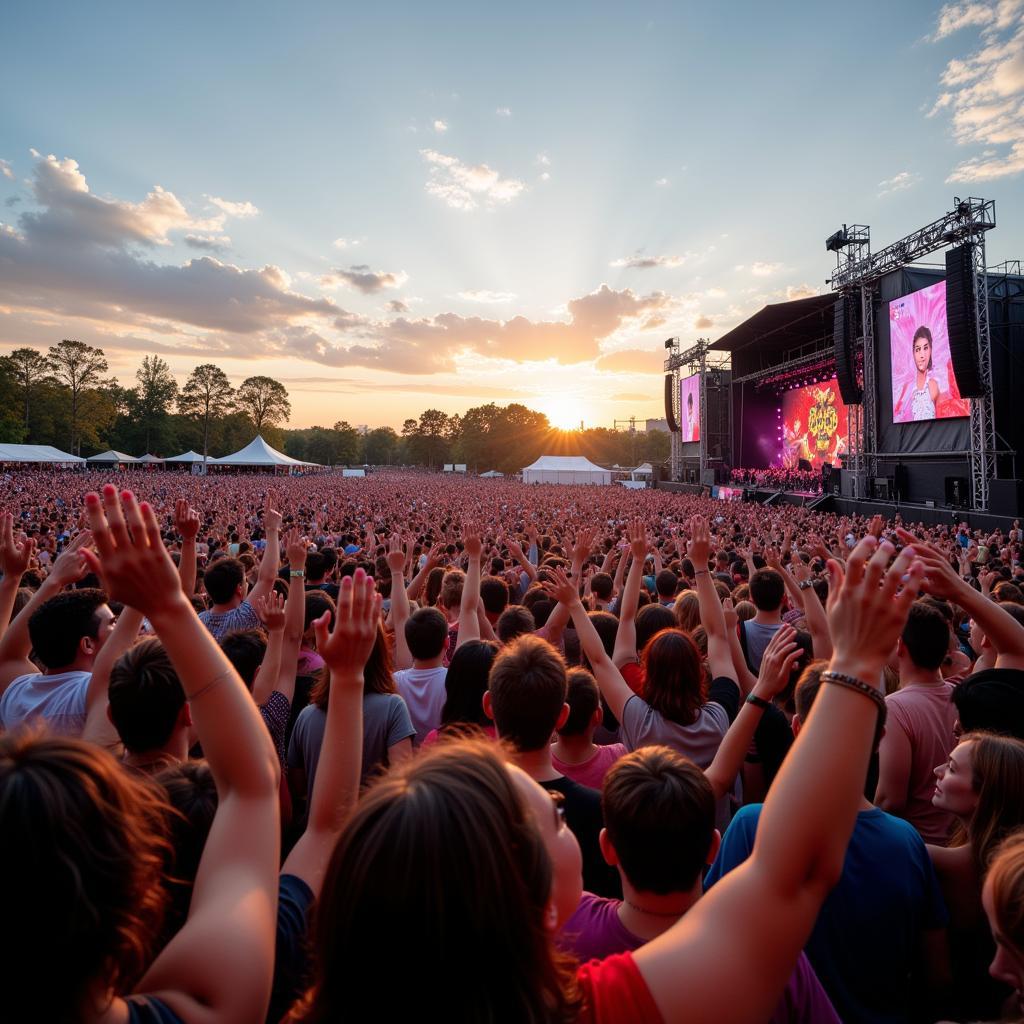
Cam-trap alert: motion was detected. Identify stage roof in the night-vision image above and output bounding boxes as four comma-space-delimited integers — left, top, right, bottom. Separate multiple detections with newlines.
711, 294, 835, 350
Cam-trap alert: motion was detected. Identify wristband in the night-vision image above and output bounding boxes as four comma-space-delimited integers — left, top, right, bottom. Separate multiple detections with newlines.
745, 693, 772, 711
820, 671, 886, 716
290, 569, 306, 578
798, 579, 815, 591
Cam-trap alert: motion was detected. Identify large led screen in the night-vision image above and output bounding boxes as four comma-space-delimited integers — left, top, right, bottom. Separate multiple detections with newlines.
679, 373, 700, 442
888, 280, 970, 423
781, 379, 848, 469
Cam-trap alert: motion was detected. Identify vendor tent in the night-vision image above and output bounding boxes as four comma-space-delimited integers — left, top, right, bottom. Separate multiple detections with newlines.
0, 443, 84, 464
136, 453, 165, 464
521, 455, 611, 486
86, 450, 138, 466
480, 470, 505, 478
211, 435, 317, 467
165, 450, 206, 463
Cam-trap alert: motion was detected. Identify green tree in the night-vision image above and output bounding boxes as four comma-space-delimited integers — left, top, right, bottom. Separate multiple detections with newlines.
416, 409, 451, 468
332, 421, 361, 465
235, 376, 291, 433
178, 364, 234, 464
135, 355, 179, 453
363, 426, 399, 465
46, 339, 110, 455
2, 348, 51, 439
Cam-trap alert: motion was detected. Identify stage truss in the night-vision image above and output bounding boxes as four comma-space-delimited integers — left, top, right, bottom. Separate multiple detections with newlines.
828, 198, 1000, 511
664, 338, 731, 481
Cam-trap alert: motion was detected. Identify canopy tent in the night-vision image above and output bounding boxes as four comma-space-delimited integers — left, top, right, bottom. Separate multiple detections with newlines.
479, 470, 505, 478
0, 443, 84, 464
521, 455, 611, 486
631, 462, 654, 476
210, 435, 318, 467
136, 453, 165, 464
86, 450, 138, 465
164, 450, 206, 463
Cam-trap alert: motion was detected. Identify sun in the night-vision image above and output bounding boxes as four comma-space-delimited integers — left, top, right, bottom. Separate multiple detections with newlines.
540, 397, 586, 432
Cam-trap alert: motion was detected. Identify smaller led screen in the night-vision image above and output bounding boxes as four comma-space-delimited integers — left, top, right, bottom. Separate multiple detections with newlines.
679, 374, 700, 442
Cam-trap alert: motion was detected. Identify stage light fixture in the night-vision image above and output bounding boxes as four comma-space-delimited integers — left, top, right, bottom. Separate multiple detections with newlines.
825, 226, 849, 252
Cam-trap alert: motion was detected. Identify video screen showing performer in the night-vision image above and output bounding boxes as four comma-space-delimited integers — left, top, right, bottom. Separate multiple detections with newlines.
889, 280, 970, 423
781, 379, 848, 470
679, 374, 700, 442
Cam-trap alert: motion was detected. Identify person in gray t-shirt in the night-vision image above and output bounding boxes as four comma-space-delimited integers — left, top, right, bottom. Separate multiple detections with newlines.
742, 569, 786, 672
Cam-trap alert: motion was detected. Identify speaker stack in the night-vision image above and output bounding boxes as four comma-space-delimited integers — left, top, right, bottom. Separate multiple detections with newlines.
833, 294, 863, 405
944, 244, 984, 398
664, 375, 678, 433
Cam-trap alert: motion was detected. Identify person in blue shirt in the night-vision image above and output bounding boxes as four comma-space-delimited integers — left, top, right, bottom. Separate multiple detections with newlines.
706, 662, 950, 1024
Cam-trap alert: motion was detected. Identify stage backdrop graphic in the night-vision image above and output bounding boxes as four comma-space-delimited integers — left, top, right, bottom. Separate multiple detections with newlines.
889, 280, 970, 423
781, 379, 848, 470
679, 374, 700, 443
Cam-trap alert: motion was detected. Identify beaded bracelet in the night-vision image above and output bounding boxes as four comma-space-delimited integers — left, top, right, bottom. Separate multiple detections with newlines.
820, 671, 886, 716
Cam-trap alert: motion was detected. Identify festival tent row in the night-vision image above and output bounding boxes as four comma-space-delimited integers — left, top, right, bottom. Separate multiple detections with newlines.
521, 455, 611, 485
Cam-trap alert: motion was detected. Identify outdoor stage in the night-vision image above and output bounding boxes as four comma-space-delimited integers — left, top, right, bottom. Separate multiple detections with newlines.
661, 197, 1024, 525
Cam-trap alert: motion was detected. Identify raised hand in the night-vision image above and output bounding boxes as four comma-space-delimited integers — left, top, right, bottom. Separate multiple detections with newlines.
79, 486, 180, 618
173, 498, 201, 541
0, 513, 35, 578
312, 568, 381, 680
253, 590, 286, 633
285, 527, 308, 569
49, 528, 93, 587
628, 519, 647, 562
754, 623, 802, 699
722, 596, 738, 632
386, 532, 407, 575
463, 522, 483, 561
825, 537, 923, 682
263, 489, 283, 535
687, 514, 711, 568
542, 566, 581, 609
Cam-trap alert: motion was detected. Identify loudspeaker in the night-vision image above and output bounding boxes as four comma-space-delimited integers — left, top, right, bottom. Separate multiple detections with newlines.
651, 465, 664, 483
989, 479, 1024, 518
945, 244, 984, 398
665, 375, 679, 433
833, 294, 863, 405
874, 477, 892, 501
945, 475, 970, 509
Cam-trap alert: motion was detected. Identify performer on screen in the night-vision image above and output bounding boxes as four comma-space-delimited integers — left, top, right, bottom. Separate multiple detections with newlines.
909, 325, 939, 421
684, 391, 695, 441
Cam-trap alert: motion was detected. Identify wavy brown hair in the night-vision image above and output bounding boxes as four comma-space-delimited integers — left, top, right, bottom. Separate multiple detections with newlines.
987, 829, 1024, 955
641, 627, 706, 726
0, 729, 172, 1021
290, 737, 582, 1023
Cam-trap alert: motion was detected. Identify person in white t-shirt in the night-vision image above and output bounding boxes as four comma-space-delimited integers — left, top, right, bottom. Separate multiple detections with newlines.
392, 606, 448, 745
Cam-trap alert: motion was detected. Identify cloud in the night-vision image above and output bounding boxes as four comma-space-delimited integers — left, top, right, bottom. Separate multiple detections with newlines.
877, 170, 922, 196
387, 299, 410, 313
433, 119, 449, 133
610, 252, 690, 269
420, 149, 525, 210
457, 290, 517, 303
536, 153, 551, 167
654, 177, 670, 186
332, 237, 362, 249
22, 151, 226, 249
594, 347, 666, 373
926, 2, 1024, 181
205, 195, 259, 218
4, 196, 20, 207
320, 264, 409, 294
785, 283, 819, 299
184, 233, 231, 252
496, 107, 512, 116
0, 159, 13, 181
736, 261, 783, 277
694, 315, 715, 329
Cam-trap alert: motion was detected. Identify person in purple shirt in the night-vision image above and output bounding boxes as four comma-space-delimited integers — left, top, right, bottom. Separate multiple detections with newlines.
558, 745, 840, 1024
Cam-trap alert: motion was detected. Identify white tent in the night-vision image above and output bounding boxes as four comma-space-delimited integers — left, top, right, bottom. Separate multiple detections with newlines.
211, 435, 317, 467
86, 450, 138, 465
521, 455, 611, 486
165, 450, 206, 463
631, 462, 654, 476
0, 443, 84, 464
136, 453, 165, 464
480, 469, 505, 478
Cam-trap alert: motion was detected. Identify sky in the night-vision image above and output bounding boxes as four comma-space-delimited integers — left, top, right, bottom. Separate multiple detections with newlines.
1, 0, 1023, 432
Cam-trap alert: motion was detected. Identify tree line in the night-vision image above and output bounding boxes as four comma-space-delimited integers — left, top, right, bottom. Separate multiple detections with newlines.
0, 340, 670, 471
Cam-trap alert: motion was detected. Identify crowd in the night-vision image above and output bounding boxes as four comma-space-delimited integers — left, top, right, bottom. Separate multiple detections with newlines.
731, 467, 826, 494
2, 467, 1024, 1023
